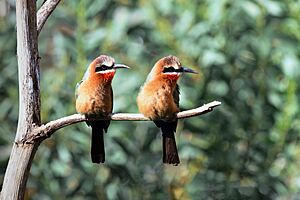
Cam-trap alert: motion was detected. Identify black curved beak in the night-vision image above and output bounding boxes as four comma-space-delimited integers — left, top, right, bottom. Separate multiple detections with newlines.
182, 67, 198, 74
114, 64, 130, 69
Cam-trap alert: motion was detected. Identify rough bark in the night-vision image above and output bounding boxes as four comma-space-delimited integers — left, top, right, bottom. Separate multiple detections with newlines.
0, 0, 40, 199
1, 144, 39, 200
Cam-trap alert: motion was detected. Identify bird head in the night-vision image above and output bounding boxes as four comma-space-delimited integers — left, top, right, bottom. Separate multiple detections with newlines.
89, 55, 130, 80
148, 55, 197, 81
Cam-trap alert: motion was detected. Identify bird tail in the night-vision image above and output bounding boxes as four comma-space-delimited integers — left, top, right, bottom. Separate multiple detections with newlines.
91, 122, 105, 163
156, 121, 180, 165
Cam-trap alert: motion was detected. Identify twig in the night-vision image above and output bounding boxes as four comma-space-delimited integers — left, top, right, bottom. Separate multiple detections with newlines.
37, 0, 61, 35
24, 101, 221, 143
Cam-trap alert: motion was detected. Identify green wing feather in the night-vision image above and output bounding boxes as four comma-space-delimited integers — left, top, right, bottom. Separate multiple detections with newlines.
75, 67, 90, 100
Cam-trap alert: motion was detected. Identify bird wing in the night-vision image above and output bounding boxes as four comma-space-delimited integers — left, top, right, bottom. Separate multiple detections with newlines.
75, 80, 82, 100
169, 84, 180, 132
75, 67, 90, 99
173, 84, 180, 108
102, 87, 113, 133
95, 87, 113, 133
154, 84, 180, 132
110, 87, 113, 112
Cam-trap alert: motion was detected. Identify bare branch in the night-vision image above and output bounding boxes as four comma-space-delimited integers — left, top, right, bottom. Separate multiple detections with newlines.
37, 0, 61, 35
24, 101, 221, 143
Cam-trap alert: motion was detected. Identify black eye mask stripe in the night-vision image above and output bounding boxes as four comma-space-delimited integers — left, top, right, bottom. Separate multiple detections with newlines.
95, 64, 114, 72
163, 66, 183, 73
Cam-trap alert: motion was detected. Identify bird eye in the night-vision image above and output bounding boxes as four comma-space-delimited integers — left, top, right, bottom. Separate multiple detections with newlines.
101, 65, 109, 70
163, 66, 176, 73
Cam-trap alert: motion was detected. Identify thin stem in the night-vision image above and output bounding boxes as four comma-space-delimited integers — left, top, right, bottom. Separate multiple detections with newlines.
22, 101, 221, 143
37, 0, 61, 35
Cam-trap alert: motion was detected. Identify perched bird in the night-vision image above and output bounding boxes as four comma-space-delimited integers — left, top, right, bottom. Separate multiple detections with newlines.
75, 55, 129, 164
137, 55, 197, 165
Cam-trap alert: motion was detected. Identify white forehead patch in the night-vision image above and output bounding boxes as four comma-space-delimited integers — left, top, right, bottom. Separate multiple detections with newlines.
102, 59, 113, 67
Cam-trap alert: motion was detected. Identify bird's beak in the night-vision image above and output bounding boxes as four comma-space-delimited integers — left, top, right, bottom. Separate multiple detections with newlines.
114, 64, 130, 69
182, 67, 198, 74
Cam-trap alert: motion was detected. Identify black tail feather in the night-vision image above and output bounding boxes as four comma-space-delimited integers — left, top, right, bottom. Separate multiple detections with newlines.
162, 131, 180, 165
156, 120, 180, 165
91, 123, 105, 163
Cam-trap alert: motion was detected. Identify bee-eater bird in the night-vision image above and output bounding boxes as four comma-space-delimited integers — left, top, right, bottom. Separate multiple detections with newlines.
75, 55, 129, 164
137, 55, 197, 165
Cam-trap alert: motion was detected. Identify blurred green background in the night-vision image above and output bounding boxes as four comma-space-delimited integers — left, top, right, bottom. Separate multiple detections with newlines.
1, 0, 300, 199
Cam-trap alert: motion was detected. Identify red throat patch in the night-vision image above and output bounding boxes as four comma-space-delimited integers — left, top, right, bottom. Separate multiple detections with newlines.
165, 73, 180, 81
99, 71, 116, 82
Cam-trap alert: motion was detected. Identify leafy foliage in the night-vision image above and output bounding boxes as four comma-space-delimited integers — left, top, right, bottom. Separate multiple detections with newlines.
1, 0, 300, 199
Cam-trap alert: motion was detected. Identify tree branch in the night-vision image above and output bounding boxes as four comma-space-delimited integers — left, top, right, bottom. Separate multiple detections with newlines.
37, 0, 61, 35
23, 101, 221, 143
1, 1, 40, 199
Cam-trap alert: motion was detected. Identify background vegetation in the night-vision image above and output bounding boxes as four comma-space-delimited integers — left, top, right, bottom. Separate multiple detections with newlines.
1, 0, 300, 199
